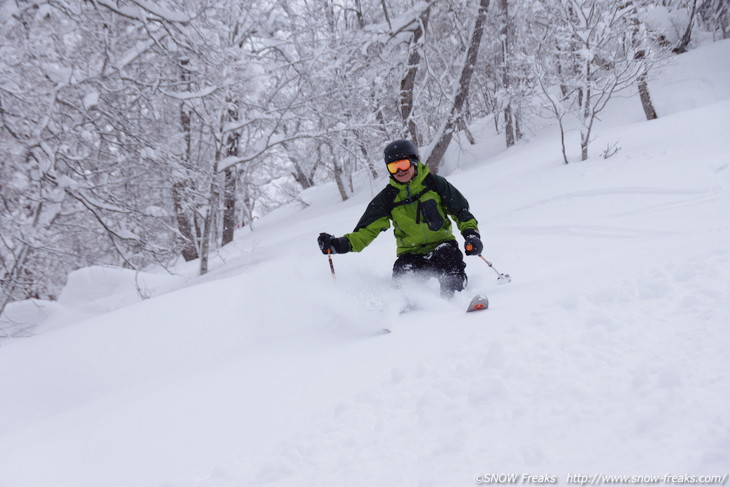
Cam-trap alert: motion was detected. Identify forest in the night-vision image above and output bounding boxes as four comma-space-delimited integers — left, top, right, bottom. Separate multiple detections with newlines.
1, 0, 728, 312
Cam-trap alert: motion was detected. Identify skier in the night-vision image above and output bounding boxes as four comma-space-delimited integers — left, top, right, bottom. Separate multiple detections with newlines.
317, 139, 483, 298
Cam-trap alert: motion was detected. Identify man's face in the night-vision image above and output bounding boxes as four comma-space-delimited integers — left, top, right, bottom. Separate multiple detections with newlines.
393, 162, 416, 183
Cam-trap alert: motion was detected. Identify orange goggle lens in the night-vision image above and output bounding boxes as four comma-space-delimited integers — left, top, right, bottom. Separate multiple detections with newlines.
387, 159, 412, 174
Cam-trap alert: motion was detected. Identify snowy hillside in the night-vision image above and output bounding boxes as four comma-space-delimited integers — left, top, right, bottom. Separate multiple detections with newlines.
1, 40, 729, 487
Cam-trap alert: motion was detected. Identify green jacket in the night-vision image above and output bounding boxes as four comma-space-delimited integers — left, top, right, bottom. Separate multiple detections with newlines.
344, 163, 479, 256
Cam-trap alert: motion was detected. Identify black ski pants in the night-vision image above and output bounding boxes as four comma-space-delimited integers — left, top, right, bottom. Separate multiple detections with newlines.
392, 240, 467, 297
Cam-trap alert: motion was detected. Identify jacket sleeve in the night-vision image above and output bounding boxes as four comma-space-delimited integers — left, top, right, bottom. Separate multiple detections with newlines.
431, 175, 479, 233
343, 188, 393, 252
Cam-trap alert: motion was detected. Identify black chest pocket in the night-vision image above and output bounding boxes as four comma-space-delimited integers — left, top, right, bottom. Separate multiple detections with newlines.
417, 199, 445, 231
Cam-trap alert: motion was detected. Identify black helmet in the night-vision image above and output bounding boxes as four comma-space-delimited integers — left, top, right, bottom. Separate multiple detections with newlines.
383, 139, 419, 165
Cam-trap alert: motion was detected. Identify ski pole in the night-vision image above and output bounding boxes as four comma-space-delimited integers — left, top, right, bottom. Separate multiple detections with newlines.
326, 249, 336, 280
467, 244, 511, 284
478, 255, 511, 284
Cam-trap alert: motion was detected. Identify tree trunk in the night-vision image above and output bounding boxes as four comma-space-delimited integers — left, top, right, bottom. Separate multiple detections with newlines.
222, 167, 236, 246
200, 111, 232, 274
580, 61, 592, 161
354, 0, 365, 29
556, 45, 570, 99
172, 181, 199, 261
400, 7, 430, 145
359, 142, 380, 179
426, 0, 491, 173
504, 105, 515, 148
199, 178, 218, 276
325, 0, 336, 31
638, 73, 658, 120
291, 156, 316, 189
515, 105, 523, 141
674, 0, 699, 53
199, 148, 221, 276
324, 141, 348, 201
221, 105, 239, 247
380, 0, 392, 30
628, 0, 659, 122
500, 0, 516, 148
174, 58, 199, 262
333, 159, 349, 201
458, 115, 477, 145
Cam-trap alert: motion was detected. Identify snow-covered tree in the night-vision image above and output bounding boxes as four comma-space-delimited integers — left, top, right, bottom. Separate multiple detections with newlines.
528, 0, 666, 163
0, 0, 712, 309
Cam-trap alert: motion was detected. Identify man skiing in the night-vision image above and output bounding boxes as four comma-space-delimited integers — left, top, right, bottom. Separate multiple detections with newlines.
317, 139, 483, 298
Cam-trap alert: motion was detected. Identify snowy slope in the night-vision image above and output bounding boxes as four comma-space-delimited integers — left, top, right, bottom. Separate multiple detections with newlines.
1, 41, 729, 487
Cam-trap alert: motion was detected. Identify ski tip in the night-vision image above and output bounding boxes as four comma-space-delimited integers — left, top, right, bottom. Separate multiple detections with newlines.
466, 294, 489, 313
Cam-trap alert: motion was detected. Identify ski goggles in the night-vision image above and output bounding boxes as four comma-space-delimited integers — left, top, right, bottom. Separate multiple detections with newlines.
387, 158, 413, 174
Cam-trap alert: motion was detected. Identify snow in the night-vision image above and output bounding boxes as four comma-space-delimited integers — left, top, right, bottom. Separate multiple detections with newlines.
83, 90, 99, 110
165, 85, 219, 100
1, 41, 730, 486
1, 267, 188, 337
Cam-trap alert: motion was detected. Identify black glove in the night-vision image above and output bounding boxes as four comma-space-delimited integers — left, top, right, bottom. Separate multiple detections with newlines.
462, 229, 483, 256
317, 232, 351, 255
